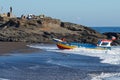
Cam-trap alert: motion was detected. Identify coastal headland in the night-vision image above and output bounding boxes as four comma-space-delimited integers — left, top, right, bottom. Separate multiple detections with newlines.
0, 7, 120, 46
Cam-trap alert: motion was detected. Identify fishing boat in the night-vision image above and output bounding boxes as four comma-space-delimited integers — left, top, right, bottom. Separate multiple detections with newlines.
53, 38, 113, 50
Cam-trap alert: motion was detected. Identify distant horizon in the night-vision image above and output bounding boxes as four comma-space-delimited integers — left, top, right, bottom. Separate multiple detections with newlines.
89, 26, 120, 27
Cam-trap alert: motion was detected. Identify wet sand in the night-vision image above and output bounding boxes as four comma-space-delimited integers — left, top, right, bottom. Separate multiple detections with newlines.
0, 42, 39, 54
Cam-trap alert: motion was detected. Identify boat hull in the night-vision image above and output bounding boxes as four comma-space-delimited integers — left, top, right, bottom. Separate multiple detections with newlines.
56, 43, 110, 50
57, 43, 77, 49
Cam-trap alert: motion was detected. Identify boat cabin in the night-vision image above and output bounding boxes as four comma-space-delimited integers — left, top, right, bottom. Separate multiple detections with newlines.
97, 39, 112, 48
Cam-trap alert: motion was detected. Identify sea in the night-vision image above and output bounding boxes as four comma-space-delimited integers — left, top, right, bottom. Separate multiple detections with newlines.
91, 27, 120, 33
0, 27, 120, 80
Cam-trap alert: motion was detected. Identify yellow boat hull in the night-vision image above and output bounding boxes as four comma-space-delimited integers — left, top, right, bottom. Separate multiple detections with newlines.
56, 43, 109, 50
57, 43, 77, 49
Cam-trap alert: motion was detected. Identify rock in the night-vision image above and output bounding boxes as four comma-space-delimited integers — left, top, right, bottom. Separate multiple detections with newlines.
0, 16, 119, 45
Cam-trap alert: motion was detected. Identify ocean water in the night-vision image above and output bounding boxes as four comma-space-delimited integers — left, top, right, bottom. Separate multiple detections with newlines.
91, 27, 120, 33
0, 27, 120, 80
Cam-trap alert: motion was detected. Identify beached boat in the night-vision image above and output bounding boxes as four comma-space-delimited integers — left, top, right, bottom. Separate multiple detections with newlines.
53, 38, 113, 50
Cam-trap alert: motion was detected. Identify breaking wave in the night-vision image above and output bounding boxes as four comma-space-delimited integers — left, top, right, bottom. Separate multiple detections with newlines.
29, 44, 120, 65
28, 44, 120, 80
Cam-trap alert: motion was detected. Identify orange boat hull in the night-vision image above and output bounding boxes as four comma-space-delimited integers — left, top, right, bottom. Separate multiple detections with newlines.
57, 43, 77, 49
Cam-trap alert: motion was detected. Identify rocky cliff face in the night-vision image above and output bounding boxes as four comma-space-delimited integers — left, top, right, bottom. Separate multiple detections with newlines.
0, 16, 119, 45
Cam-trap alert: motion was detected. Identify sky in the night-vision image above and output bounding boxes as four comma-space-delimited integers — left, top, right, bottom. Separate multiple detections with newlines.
0, 0, 120, 27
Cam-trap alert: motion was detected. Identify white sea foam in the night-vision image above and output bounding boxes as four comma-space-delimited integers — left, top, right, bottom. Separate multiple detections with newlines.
90, 72, 120, 80
51, 47, 120, 65
28, 44, 58, 50
0, 78, 10, 80
28, 44, 120, 80
29, 65, 40, 70
68, 47, 120, 65
28, 44, 120, 65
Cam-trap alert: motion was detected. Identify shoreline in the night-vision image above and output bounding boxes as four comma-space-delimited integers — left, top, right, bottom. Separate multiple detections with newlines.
0, 42, 40, 54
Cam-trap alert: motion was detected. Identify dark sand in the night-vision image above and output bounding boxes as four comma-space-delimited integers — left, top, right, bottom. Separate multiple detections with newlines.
0, 42, 39, 54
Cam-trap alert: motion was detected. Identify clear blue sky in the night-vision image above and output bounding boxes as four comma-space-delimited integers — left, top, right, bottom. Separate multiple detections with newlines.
0, 0, 120, 26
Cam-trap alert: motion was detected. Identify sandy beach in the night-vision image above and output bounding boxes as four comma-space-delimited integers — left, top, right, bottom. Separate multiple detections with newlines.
0, 42, 39, 54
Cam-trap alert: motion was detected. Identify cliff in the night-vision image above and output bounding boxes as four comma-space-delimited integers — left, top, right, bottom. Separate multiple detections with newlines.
0, 16, 119, 45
